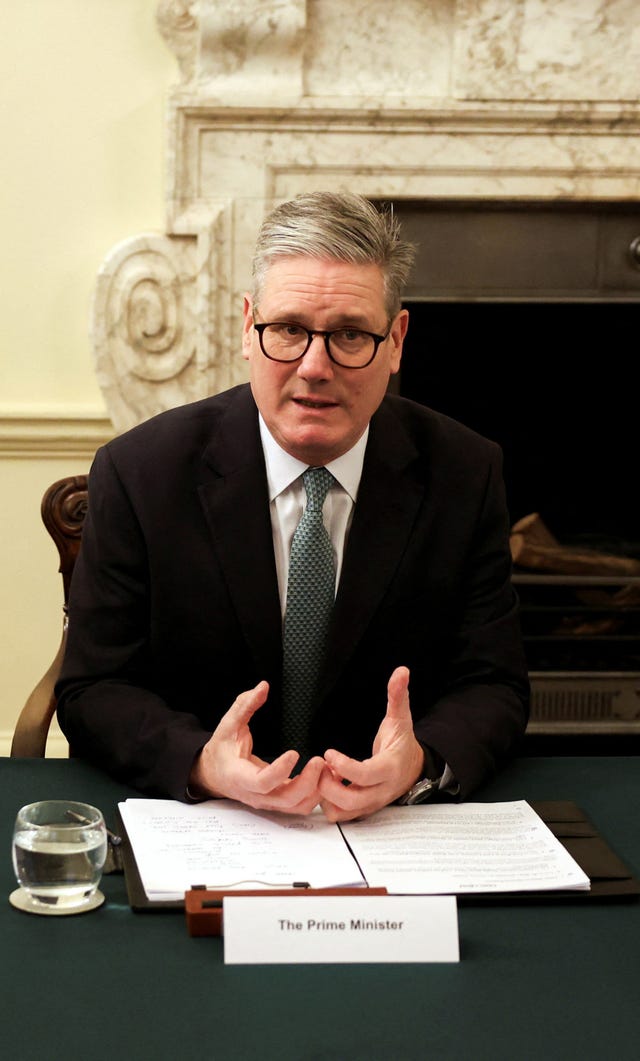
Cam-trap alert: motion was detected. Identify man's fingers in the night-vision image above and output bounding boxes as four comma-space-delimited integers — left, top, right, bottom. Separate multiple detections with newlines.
319, 769, 382, 808
239, 755, 325, 810
320, 795, 381, 824
323, 748, 386, 787
385, 665, 411, 720
216, 680, 270, 736
317, 666, 421, 821
238, 749, 300, 794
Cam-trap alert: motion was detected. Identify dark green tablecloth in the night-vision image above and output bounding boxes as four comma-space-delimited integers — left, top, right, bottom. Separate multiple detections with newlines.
2, 755, 639, 1061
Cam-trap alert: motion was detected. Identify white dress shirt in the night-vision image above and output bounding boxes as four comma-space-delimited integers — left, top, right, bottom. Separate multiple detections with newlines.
258, 414, 369, 617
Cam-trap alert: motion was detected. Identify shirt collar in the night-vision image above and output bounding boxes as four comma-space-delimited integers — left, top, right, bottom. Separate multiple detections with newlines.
258, 414, 368, 503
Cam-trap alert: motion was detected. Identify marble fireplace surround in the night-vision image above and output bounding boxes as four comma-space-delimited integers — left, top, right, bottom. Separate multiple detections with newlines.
93, 0, 640, 434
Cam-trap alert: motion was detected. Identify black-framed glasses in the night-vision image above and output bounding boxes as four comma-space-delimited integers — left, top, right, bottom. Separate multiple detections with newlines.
253, 320, 390, 369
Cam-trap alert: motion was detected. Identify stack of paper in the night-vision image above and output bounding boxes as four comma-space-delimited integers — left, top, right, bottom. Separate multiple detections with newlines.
118, 798, 590, 903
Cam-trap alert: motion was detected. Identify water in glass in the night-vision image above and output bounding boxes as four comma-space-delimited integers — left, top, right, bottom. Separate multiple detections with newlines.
12, 800, 107, 909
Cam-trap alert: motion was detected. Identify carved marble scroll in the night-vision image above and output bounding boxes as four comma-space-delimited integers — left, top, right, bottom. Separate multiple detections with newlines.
94, 234, 202, 433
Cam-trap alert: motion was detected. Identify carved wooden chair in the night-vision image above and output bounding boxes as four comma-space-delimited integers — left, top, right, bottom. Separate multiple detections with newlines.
11, 475, 88, 757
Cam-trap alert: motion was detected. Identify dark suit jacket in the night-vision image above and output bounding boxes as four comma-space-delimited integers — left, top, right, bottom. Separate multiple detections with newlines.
56, 384, 529, 799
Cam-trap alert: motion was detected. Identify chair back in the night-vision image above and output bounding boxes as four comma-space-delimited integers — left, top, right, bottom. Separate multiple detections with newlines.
11, 475, 88, 757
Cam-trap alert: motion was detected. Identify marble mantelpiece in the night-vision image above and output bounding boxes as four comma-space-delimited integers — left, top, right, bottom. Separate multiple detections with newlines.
94, 0, 640, 432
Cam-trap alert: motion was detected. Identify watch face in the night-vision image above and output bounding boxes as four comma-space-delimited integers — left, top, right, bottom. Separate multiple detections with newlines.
400, 776, 440, 805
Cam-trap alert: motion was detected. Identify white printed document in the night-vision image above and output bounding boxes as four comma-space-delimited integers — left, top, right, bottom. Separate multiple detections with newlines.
340, 801, 591, 894
118, 798, 590, 902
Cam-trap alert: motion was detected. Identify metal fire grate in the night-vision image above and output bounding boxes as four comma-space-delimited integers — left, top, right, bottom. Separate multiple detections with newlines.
513, 573, 640, 735
527, 672, 640, 734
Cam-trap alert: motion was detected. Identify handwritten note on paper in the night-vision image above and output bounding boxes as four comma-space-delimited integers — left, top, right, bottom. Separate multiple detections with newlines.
340, 801, 591, 895
118, 800, 365, 901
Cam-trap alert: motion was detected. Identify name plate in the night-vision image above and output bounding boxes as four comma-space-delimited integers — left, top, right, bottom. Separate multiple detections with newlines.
223, 895, 459, 964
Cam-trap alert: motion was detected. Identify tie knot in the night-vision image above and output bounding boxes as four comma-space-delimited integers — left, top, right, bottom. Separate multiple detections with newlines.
303, 466, 334, 510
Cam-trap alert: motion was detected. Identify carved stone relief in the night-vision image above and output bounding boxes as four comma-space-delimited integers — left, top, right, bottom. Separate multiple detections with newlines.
156, 0, 199, 83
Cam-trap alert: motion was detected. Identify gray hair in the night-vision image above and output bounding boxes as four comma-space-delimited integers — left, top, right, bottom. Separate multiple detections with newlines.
251, 192, 416, 318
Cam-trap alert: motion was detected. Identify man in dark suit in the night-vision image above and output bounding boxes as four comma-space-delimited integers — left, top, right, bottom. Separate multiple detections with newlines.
57, 191, 528, 821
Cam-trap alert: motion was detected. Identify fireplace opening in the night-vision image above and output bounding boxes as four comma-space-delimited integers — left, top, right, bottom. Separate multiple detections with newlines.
399, 300, 639, 554
389, 199, 640, 753
399, 301, 640, 754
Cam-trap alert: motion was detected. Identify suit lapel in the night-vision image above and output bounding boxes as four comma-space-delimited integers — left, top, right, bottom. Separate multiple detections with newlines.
196, 388, 282, 681
321, 400, 424, 697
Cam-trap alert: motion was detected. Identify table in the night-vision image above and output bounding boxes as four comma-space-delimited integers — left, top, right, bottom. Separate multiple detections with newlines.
2, 755, 639, 1061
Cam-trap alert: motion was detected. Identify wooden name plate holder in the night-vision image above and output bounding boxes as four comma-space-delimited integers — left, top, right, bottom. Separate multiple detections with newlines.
185, 886, 388, 937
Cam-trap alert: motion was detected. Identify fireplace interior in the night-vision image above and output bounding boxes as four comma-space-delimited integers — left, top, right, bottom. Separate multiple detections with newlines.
393, 200, 640, 754
401, 300, 638, 551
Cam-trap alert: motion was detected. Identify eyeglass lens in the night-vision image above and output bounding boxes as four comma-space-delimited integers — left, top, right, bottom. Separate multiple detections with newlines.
260, 323, 380, 367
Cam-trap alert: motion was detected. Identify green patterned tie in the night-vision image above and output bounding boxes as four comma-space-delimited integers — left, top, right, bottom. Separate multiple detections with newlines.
281, 467, 336, 759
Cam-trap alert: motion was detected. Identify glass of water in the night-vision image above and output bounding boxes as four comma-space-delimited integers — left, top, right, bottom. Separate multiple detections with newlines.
11, 800, 108, 914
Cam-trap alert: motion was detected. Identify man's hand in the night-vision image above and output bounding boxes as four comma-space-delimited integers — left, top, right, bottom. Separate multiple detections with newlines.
318, 666, 424, 823
189, 681, 324, 814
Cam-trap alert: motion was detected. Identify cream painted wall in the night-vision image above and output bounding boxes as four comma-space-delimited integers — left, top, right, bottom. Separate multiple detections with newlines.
0, 1, 176, 752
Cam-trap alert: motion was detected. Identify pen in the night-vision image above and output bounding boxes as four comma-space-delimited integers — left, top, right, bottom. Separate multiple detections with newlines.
64, 808, 122, 847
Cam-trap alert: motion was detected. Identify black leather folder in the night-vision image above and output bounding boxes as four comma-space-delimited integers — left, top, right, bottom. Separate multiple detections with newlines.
460, 801, 640, 904
117, 800, 640, 912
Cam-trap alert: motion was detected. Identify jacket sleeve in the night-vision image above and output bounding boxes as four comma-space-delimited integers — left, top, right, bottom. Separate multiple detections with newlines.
413, 445, 530, 797
56, 445, 211, 799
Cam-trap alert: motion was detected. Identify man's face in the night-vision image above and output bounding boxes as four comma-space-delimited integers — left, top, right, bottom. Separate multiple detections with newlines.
242, 256, 408, 465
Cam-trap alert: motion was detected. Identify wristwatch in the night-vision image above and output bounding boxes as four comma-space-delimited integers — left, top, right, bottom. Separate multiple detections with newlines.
397, 774, 442, 805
